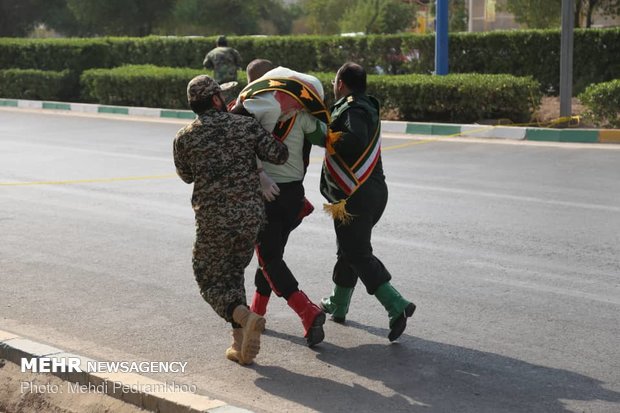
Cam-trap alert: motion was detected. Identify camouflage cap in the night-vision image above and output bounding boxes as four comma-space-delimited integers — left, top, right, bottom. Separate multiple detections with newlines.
187, 75, 222, 103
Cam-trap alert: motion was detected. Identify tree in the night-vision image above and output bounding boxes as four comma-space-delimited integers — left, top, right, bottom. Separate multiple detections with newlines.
449, 0, 468, 32
66, 0, 175, 36
339, 0, 416, 34
376, 0, 417, 33
256, 0, 301, 35
577, 0, 620, 28
172, 0, 264, 35
503, 0, 620, 29
0, 0, 45, 36
302, 0, 356, 34
503, 0, 562, 29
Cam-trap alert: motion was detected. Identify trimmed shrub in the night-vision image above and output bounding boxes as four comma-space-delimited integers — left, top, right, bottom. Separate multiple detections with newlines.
80, 65, 540, 123
579, 79, 620, 128
81, 65, 209, 108
1, 29, 618, 95
366, 74, 541, 123
0, 69, 72, 100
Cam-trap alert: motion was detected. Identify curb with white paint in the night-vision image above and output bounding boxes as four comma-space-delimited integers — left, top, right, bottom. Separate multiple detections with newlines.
0, 329, 252, 413
2, 98, 619, 144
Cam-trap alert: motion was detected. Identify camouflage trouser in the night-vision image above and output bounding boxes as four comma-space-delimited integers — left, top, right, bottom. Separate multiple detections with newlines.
192, 224, 259, 323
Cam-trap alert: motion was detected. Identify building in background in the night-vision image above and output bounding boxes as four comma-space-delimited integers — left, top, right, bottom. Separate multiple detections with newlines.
468, 0, 519, 31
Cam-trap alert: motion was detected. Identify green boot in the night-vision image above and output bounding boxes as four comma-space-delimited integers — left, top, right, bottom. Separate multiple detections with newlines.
374, 282, 416, 342
320, 285, 354, 323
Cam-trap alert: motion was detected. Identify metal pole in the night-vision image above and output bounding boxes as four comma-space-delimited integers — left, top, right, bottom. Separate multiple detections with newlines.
468, 0, 474, 32
560, 0, 574, 118
435, 0, 449, 75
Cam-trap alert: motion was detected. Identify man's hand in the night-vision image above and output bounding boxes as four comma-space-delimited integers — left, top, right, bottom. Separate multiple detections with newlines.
229, 101, 251, 116
259, 171, 280, 202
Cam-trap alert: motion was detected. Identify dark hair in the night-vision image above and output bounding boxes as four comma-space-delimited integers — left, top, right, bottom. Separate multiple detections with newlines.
337, 62, 367, 94
246, 59, 275, 82
216, 35, 227, 47
189, 96, 215, 114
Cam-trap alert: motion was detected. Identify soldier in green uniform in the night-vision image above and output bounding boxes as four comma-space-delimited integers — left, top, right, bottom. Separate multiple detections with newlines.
319, 62, 416, 342
173, 75, 288, 365
203, 35, 242, 84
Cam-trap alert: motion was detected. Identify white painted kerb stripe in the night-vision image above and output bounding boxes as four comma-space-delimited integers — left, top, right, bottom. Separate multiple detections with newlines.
70, 103, 99, 113
128, 107, 162, 117
460, 125, 526, 140
381, 121, 407, 134
17, 99, 43, 109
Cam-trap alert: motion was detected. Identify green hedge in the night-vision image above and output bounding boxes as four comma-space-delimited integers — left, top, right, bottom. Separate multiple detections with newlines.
367, 74, 541, 123
81, 65, 207, 108
579, 79, 620, 128
0, 69, 72, 100
80, 65, 540, 123
1, 29, 619, 95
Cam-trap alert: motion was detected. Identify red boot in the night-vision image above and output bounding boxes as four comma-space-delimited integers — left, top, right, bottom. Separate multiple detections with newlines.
250, 292, 270, 316
287, 290, 326, 347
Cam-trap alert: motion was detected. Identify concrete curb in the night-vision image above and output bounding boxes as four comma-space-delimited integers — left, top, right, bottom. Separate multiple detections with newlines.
0, 329, 252, 413
2, 98, 619, 144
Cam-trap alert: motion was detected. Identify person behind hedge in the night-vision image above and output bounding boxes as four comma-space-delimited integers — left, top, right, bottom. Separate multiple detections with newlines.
203, 35, 242, 84
320, 62, 416, 342
230, 59, 329, 347
173, 74, 288, 365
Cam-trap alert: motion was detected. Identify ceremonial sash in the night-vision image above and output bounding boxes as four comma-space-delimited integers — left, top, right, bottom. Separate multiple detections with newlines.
271, 114, 297, 142
324, 123, 382, 196
239, 77, 330, 125
239, 76, 328, 172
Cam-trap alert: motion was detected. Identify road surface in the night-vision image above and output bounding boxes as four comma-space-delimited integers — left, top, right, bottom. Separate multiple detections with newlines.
1, 109, 619, 412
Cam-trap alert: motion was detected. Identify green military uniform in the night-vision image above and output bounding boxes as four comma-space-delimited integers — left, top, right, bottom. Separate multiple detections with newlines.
203, 46, 242, 84
320, 93, 390, 293
320, 92, 415, 342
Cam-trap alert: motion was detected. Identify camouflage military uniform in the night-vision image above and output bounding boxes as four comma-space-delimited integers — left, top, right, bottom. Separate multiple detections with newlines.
173, 76, 288, 323
203, 46, 242, 84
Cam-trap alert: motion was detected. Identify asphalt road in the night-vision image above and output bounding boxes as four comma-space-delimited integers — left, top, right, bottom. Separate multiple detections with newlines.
1, 109, 619, 413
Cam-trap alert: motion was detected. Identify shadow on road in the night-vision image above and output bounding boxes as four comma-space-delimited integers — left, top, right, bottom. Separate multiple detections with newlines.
257, 327, 620, 412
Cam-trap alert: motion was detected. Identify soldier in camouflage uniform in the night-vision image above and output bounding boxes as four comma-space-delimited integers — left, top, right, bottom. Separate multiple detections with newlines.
173, 74, 288, 365
203, 35, 242, 84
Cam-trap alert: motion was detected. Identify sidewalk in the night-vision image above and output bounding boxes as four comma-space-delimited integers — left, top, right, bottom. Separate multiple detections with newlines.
0, 329, 251, 413
2, 98, 619, 144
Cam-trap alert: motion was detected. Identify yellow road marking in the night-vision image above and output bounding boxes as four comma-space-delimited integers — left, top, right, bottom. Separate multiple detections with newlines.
382, 138, 440, 151
0, 174, 176, 187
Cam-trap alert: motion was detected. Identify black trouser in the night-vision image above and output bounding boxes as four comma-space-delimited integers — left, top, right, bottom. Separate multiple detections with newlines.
255, 181, 305, 300
332, 179, 391, 294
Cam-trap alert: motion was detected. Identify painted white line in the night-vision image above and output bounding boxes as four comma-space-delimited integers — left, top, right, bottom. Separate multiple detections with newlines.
383, 132, 620, 149
389, 181, 620, 212
2, 140, 172, 163
475, 274, 620, 305
0, 107, 187, 125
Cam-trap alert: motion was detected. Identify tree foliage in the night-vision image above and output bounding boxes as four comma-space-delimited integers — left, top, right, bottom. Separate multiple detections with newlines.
303, 0, 355, 34
304, 0, 415, 34
0, 0, 617, 38
66, 0, 175, 36
0, 0, 57, 36
171, 0, 297, 35
503, 0, 562, 29
504, 0, 620, 28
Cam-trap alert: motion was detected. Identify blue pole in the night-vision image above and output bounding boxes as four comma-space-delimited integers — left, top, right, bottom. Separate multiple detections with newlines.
435, 0, 449, 75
